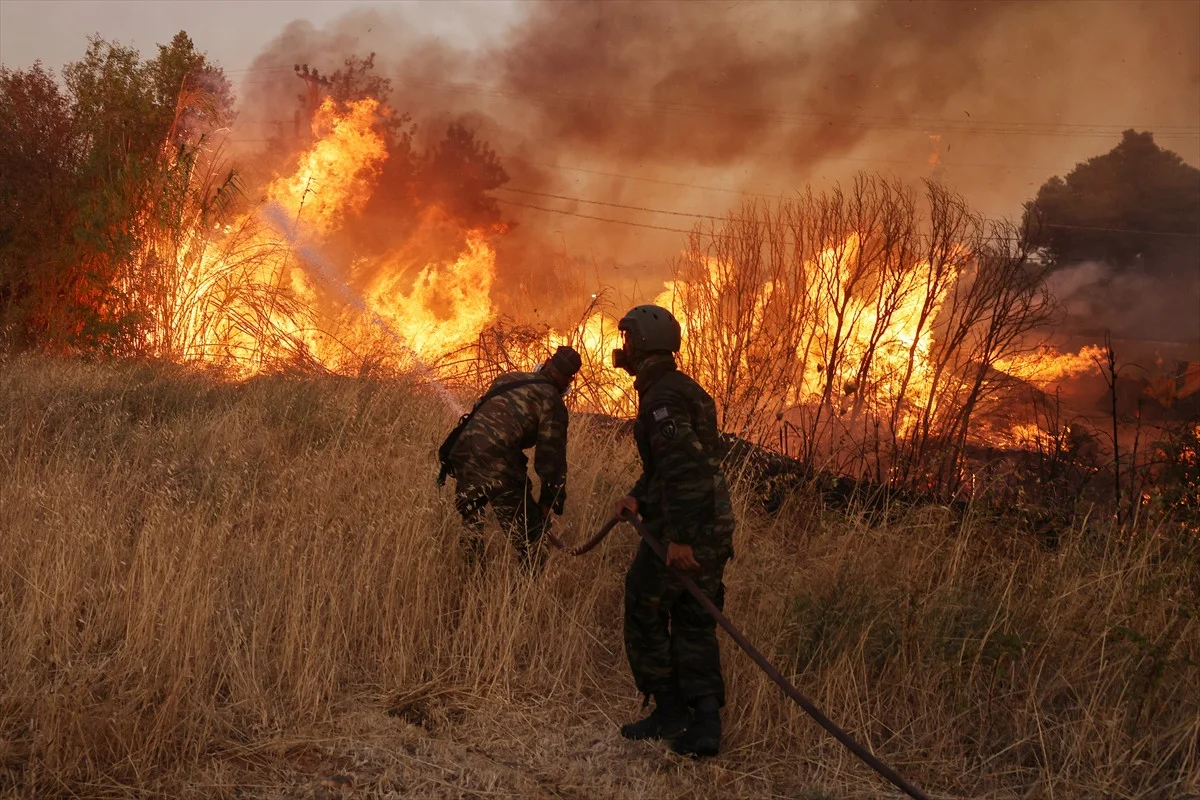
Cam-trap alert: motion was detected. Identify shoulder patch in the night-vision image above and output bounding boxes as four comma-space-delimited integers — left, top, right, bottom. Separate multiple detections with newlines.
653, 407, 670, 421
658, 419, 677, 440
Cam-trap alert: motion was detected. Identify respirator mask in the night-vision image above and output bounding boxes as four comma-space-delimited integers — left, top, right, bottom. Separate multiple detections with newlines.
612, 331, 636, 375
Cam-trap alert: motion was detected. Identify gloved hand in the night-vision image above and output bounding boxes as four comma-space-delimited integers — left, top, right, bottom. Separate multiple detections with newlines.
540, 485, 566, 516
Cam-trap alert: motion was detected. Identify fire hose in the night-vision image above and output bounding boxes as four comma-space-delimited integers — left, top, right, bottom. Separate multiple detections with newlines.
544, 514, 931, 800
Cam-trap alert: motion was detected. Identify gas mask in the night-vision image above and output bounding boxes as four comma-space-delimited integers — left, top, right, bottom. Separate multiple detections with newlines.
612, 331, 637, 375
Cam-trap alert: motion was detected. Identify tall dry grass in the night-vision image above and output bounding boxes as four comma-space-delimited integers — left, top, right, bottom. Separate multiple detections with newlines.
0, 355, 1196, 798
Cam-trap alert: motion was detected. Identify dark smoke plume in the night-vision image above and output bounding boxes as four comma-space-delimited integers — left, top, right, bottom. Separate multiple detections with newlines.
496, 1, 1018, 167
235, 1, 1200, 335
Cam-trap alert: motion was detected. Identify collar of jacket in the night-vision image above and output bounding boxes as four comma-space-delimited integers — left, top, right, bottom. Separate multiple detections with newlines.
633, 353, 677, 394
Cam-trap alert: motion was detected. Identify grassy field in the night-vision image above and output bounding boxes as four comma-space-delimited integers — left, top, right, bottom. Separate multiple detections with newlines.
1, 356, 1197, 799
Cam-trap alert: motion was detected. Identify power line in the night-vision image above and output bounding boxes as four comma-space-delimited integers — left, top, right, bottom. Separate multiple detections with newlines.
214, 119, 1200, 240
216, 116, 1200, 241
498, 193, 1200, 241
505, 157, 794, 198
504, 156, 1060, 208
496, 197, 695, 236
497, 196, 994, 243
496, 196, 1035, 249
1039, 222, 1200, 238
223, 66, 296, 75
395, 75, 1200, 140
497, 187, 727, 221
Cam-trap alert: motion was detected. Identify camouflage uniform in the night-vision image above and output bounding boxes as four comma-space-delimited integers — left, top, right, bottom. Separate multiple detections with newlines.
624, 354, 735, 705
448, 371, 569, 566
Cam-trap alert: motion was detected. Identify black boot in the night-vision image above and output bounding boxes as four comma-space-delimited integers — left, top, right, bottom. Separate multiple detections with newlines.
620, 692, 689, 741
671, 696, 722, 758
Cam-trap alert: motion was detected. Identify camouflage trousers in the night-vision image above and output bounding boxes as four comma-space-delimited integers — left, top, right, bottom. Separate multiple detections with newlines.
454, 477, 546, 570
624, 534, 727, 706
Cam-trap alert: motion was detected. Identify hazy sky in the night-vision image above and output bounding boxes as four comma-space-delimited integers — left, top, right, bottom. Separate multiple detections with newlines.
0, 0, 521, 73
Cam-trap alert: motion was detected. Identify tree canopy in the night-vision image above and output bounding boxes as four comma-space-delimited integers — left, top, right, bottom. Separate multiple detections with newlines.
0, 32, 232, 351
1025, 130, 1200, 274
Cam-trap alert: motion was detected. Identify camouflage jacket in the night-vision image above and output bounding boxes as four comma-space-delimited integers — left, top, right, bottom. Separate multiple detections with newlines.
629, 355, 734, 556
449, 371, 569, 499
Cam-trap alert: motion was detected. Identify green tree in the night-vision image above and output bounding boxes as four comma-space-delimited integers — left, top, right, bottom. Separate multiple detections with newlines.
0, 32, 235, 353
63, 34, 235, 354
148, 31, 235, 142
418, 121, 509, 227
0, 63, 84, 346
65, 32, 232, 174
1025, 130, 1200, 274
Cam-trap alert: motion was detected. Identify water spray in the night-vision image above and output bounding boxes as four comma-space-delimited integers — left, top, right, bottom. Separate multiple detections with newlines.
263, 202, 465, 417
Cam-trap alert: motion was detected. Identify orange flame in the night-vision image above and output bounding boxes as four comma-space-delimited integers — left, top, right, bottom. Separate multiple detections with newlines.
267, 98, 387, 236
160, 98, 507, 375
151, 98, 1112, 459
370, 230, 498, 360
995, 344, 1105, 387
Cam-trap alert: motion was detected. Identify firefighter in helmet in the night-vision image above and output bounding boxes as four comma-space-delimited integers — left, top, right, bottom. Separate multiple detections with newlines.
611, 305, 735, 757
443, 345, 583, 569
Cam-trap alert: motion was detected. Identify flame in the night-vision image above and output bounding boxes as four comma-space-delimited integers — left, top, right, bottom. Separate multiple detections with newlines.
1007, 422, 1044, 447
267, 98, 387, 236
927, 133, 942, 167
370, 230, 497, 360
154, 95, 968, 422
155, 97, 641, 402
995, 344, 1106, 387
154, 98, 508, 375
144, 96, 1115, 464
548, 311, 634, 414
534, 235, 963, 435
654, 236, 957, 428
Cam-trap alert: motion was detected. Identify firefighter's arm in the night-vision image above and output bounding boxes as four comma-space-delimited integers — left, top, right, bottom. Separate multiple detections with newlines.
645, 395, 716, 546
534, 394, 569, 514
627, 471, 649, 509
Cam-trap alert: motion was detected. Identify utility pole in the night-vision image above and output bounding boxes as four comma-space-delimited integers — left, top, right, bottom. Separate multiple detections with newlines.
293, 64, 330, 142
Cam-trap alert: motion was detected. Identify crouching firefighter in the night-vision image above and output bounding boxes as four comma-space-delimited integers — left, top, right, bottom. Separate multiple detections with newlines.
437, 346, 583, 570
611, 305, 735, 758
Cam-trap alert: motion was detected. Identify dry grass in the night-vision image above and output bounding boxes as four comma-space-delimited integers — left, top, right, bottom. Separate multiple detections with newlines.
0, 355, 1196, 799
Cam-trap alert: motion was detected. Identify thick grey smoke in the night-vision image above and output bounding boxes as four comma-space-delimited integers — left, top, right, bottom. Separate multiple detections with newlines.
1048, 261, 1200, 347
234, 1, 1200, 336
241, 1, 1200, 193
495, 2, 1017, 166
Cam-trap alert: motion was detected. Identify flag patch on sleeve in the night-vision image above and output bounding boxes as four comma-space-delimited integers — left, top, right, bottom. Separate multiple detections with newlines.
653, 407, 670, 421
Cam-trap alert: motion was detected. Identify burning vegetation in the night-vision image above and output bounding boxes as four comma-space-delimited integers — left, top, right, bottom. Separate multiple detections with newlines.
1, 24, 1197, 524
0, 9, 1198, 799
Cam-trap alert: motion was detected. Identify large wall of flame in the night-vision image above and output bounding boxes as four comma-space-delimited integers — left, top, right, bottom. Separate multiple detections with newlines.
232, 0, 1199, 345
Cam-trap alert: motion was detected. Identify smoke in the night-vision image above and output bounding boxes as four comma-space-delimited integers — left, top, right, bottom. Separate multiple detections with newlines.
232, 1, 1200, 329
1047, 260, 1200, 347
495, 2, 1018, 167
